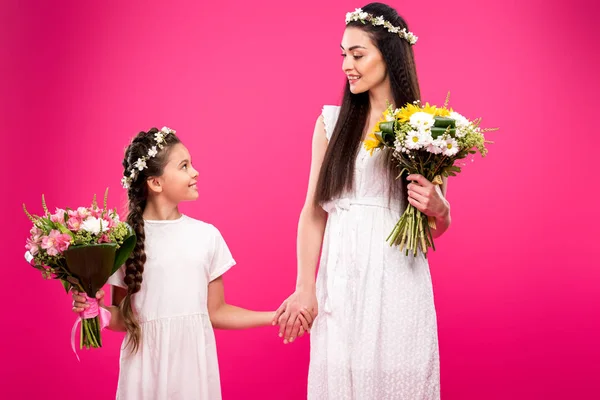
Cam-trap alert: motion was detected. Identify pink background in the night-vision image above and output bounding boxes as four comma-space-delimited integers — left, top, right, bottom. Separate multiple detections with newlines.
1, 0, 598, 398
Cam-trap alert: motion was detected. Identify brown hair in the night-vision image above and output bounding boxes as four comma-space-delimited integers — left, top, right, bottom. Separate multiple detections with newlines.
315, 2, 420, 207
120, 128, 180, 352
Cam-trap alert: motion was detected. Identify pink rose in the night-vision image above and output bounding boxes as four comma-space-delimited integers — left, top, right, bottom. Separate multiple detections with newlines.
25, 238, 39, 256
76, 207, 91, 219
90, 207, 103, 218
30, 226, 43, 241
108, 211, 121, 228
98, 234, 111, 243
50, 208, 66, 225
67, 211, 82, 231
41, 230, 72, 256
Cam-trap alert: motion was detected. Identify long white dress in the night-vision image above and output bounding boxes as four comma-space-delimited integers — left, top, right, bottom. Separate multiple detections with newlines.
307, 106, 440, 399
107, 215, 235, 400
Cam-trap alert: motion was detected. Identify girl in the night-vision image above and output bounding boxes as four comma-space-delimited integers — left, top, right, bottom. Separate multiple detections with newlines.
72, 128, 307, 399
274, 3, 450, 399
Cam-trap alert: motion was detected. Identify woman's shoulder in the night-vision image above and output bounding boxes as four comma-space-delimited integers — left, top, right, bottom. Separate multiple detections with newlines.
321, 105, 341, 141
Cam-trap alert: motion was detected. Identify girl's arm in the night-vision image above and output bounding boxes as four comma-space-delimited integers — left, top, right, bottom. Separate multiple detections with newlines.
208, 276, 290, 330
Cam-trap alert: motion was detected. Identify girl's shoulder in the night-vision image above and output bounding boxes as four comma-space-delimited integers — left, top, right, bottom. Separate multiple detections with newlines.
180, 215, 222, 239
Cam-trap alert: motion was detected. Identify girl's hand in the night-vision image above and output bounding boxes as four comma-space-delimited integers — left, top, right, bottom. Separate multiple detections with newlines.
273, 289, 318, 344
71, 288, 105, 313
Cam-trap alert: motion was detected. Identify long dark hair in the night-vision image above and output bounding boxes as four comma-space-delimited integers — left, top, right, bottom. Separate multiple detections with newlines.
315, 2, 420, 206
121, 128, 180, 353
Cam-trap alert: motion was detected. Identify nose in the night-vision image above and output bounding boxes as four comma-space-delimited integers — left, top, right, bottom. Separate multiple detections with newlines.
190, 165, 199, 179
342, 55, 354, 74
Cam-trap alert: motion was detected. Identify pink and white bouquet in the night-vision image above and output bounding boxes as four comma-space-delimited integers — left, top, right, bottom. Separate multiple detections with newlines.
24, 189, 135, 355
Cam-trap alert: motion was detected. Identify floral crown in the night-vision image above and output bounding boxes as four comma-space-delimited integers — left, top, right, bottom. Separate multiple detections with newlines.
345, 8, 418, 45
121, 126, 176, 189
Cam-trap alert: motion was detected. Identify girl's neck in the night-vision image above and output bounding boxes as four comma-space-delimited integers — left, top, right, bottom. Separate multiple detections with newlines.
142, 198, 181, 221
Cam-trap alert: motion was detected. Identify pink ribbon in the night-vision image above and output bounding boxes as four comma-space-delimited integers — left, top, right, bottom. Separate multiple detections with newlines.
70, 293, 111, 361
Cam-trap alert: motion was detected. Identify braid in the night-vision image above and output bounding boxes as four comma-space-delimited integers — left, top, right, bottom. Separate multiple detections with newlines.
118, 128, 180, 353
120, 194, 145, 352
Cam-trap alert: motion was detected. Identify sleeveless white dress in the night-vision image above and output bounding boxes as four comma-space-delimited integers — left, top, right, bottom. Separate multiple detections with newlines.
307, 106, 440, 400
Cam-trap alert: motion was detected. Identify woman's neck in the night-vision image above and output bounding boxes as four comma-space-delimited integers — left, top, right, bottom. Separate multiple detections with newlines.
368, 79, 394, 116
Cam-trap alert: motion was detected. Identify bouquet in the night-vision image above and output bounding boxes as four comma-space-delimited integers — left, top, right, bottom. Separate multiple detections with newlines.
364, 93, 496, 257
23, 189, 135, 356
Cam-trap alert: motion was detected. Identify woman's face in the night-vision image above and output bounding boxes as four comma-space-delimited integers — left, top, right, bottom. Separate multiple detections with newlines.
341, 27, 388, 95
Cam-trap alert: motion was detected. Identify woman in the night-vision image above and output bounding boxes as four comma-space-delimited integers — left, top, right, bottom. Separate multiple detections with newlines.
274, 3, 451, 399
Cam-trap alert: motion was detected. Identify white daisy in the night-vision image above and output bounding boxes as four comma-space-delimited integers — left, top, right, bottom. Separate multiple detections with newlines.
450, 112, 470, 138
427, 138, 445, 155
409, 112, 435, 130
405, 131, 423, 150
442, 137, 460, 156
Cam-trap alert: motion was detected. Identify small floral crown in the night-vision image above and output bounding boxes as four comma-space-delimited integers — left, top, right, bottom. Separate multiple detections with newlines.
345, 8, 418, 45
121, 126, 176, 189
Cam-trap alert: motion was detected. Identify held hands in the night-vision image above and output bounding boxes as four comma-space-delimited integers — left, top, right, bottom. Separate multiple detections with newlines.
272, 288, 318, 344
406, 174, 449, 219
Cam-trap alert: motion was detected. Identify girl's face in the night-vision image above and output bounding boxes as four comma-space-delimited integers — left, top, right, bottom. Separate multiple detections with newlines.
341, 27, 389, 95
151, 143, 199, 203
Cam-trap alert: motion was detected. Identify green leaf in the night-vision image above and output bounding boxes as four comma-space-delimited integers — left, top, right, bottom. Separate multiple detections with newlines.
112, 224, 137, 275
64, 243, 116, 297
378, 121, 395, 135
60, 279, 70, 293
56, 224, 74, 237
381, 131, 395, 146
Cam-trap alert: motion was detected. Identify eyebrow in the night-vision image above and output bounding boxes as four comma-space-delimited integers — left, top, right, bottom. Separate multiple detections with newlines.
178, 159, 189, 166
340, 44, 368, 51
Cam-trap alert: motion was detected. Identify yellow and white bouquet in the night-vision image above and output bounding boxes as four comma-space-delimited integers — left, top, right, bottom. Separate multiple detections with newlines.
364, 94, 496, 256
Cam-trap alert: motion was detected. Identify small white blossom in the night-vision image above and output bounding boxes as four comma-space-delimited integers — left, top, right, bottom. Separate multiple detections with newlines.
344, 9, 417, 45
134, 158, 147, 171
148, 146, 158, 158
121, 177, 130, 189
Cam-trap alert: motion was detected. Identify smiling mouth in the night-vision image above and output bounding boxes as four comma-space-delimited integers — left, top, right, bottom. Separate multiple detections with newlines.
347, 75, 361, 83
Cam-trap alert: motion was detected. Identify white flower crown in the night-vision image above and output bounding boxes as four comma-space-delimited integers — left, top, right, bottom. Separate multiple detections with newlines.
121, 126, 176, 189
345, 8, 418, 45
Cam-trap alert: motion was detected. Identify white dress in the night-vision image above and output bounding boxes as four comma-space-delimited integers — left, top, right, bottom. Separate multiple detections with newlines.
307, 106, 440, 400
107, 215, 235, 400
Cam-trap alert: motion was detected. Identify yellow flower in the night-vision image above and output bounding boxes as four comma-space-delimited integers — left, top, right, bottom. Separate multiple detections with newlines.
397, 102, 451, 122
364, 132, 383, 155
396, 103, 422, 122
